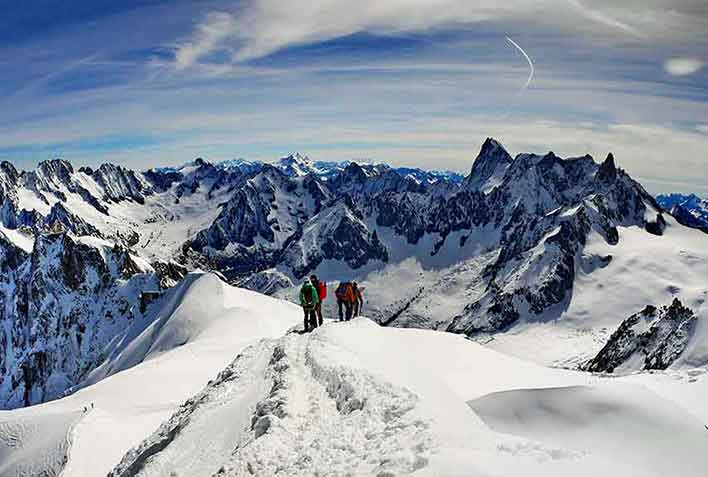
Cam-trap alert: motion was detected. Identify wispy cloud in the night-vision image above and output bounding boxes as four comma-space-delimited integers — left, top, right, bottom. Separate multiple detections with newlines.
566, 0, 643, 38
172, 0, 705, 68
173, 1, 500, 66
174, 12, 237, 70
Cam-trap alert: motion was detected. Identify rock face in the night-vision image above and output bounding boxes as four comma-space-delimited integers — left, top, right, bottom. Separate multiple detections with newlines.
445, 150, 662, 334
237, 269, 294, 295
584, 299, 697, 373
0, 231, 182, 409
282, 200, 388, 278
42, 202, 102, 237
463, 137, 513, 192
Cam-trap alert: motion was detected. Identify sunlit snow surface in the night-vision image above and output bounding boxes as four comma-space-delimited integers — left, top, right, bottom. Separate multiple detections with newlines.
1, 273, 705, 476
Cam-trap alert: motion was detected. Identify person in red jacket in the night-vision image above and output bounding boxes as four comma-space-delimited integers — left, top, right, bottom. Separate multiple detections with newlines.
310, 274, 327, 326
334, 281, 356, 321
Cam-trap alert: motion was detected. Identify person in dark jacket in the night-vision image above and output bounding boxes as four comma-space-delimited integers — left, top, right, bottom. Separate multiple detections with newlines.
300, 279, 320, 332
310, 274, 327, 326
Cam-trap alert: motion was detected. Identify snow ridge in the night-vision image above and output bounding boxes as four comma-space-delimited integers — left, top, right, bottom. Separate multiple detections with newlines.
110, 327, 435, 476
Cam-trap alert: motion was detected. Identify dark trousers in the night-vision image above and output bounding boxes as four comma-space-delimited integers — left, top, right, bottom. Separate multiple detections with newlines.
315, 303, 323, 326
303, 308, 317, 331
337, 299, 353, 321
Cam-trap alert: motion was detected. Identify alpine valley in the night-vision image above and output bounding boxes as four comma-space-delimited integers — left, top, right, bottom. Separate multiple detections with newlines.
1, 139, 708, 476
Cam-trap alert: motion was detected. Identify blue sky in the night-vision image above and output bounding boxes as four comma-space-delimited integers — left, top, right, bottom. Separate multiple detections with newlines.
0, 0, 707, 193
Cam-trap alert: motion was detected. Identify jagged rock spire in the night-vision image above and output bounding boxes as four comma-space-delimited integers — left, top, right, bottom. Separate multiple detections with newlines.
464, 137, 513, 192
595, 153, 617, 184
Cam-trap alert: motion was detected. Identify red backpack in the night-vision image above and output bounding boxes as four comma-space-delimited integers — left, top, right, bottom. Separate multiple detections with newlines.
335, 282, 348, 300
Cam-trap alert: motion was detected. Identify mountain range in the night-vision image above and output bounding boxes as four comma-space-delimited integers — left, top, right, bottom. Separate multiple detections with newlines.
656, 192, 708, 234
1, 138, 708, 410
0, 138, 707, 475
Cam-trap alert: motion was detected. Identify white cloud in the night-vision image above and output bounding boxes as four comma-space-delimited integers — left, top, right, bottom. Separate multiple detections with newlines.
228, 0, 526, 61
664, 57, 704, 76
174, 12, 237, 69
173, 0, 657, 67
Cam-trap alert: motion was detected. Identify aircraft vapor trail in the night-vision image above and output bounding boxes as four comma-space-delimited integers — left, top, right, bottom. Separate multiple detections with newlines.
505, 36, 534, 94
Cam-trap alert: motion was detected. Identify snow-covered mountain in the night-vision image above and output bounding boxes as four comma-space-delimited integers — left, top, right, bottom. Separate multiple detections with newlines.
0, 231, 186, 409
0, 137, 707, 417
2, 273, 707, 476
218, 153, 464, 184
657, 192, 708, 234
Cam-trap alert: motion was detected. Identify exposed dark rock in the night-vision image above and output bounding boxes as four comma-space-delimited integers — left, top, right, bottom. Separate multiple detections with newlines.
584, 299, 696, 373
42, 202, 103, 237
595, 153, 617, 184
0, 232, 162, 409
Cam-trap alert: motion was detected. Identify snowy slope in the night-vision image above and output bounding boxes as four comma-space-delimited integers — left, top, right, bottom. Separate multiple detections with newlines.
271, 216, 708, 373
0, 407, 81, 476
470, 383, 708, 477
482, 216, 708, 368
111, 317, 708, 477
0, 273, 298, 476
1, 274, 707, 476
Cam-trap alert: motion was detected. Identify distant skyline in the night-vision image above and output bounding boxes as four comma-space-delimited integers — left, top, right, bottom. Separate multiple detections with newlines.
0, 1, 707, 194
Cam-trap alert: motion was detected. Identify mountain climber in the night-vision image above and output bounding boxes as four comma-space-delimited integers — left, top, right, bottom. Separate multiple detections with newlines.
310, 274, 327, 326
300, 279, 320, 332
335, 281, 356, 321
352, 281, 363, 317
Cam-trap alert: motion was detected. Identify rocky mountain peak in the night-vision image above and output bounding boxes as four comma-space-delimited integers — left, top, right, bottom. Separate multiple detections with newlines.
0, 161, 19, 184
276, 153, 315, 176
33, 159, 75, 188
338, 162, 369, 184
595, 153, 617, 184
584, 298, 697, 373
464, 137, 513, 192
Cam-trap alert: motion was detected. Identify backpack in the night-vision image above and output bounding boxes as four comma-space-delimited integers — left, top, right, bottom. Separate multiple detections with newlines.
318, 282, 327, 300
302, 284, 316, 309
335, 282, 349, 300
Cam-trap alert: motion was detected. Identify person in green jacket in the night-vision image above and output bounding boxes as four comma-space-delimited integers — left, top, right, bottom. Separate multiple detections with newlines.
300, 279, 320, 332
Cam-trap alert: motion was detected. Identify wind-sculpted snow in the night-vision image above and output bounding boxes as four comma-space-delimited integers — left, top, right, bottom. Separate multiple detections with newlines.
110, 327, 440, 476
0, 273, 299, 476
470, 384, 708, 477
1, 275, 707, 475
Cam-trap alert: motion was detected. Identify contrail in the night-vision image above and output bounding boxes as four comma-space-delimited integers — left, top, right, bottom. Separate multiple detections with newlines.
506, 36, 534, 94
